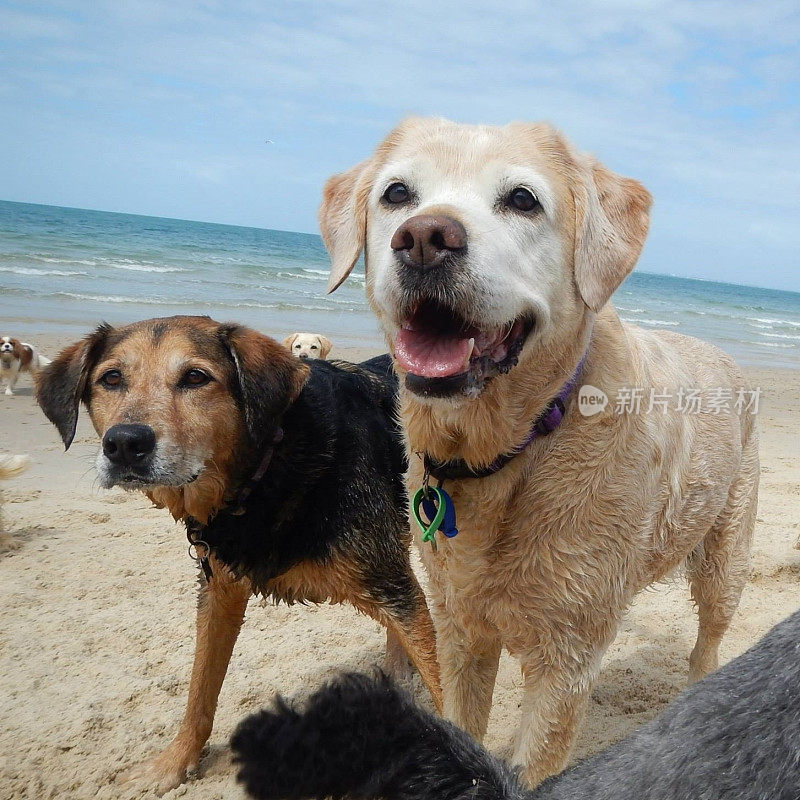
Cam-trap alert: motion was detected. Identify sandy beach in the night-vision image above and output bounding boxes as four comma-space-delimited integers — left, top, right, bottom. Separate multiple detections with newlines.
1, 333, 798, 800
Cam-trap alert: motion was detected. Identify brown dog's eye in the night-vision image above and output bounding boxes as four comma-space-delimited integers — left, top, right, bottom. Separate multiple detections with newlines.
383, 182, 410, 205
180, 368, 212, 388
507, 187, 541, 213
98, 369, 122, 388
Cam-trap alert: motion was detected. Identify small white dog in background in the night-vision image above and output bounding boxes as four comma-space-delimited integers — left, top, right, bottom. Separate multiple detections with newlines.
283, 332, 333, 360
1, 336, 51, 395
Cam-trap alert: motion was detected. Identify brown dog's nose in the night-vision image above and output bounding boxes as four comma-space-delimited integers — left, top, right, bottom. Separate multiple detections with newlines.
390, 215, 467, 270
102, 423, 156, 466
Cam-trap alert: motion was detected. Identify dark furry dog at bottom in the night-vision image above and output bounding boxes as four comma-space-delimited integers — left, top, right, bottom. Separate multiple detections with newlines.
232, 609, 800, 800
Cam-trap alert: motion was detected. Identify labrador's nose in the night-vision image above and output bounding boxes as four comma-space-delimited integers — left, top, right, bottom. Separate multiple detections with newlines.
102, 424, 156, 466
390, 215, 467, 270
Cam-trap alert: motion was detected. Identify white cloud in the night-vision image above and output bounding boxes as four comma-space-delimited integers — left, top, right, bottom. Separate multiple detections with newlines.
1, 0, 799, 289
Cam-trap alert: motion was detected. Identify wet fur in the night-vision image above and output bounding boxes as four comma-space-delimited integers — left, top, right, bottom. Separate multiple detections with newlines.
35, 316, 441, 793
232, 609, 800, 800
199, 355, 411, 604
318, 117, 759, 784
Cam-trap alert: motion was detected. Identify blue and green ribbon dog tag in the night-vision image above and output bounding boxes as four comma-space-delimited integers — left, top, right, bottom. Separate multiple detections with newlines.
411, 486, 458, 549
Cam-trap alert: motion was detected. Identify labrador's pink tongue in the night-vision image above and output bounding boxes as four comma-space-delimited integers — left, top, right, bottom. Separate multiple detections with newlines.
395, 327, 472, 378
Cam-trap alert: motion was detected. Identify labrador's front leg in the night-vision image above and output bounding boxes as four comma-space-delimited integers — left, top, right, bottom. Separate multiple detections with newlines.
512, 655, 598, 787
429, 596, 502, 742
127, 556, 251, 795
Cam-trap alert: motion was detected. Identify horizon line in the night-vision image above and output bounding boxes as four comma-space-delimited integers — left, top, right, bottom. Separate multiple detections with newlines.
2, 197, 798, 298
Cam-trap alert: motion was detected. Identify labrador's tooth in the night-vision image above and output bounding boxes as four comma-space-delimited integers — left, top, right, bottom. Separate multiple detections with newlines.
463, 338, 476, 369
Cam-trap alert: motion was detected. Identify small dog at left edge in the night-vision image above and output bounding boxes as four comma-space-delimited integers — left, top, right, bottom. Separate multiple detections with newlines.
34, 315, 442, 795
1, 453, 30, 551
1, 336, 51, 395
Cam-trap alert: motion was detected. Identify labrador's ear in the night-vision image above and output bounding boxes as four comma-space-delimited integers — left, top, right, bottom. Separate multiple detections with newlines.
319, 158, 375, 294
573, 158, 652, 311
282, 333, 299, 351
317, 335, 333, 359
35, 324, 112, 449
220, 325, 309, 447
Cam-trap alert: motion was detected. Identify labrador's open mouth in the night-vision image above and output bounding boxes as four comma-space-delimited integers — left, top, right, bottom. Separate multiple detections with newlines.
394, 300, 534, 397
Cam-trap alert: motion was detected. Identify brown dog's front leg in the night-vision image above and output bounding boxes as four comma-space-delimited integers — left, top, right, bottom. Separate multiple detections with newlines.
382, 600, 443, 713
133, 557, 251, 795
360, 571, 442, 713
384, 627, 414, 681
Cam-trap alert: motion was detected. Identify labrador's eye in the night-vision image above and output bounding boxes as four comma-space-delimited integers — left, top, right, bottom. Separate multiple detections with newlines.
294, 344, 301, 349
310, 345, 318, 350
507, 187, 541, 213
98, 369, 122, 388
383, 182, 410, 205
180, 368, 212, 388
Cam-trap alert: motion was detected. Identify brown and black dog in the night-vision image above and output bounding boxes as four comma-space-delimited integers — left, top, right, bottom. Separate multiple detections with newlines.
36, 315, 441, 794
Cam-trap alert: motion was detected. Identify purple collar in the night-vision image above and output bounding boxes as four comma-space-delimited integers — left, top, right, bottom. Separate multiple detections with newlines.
423, 351, 588, 482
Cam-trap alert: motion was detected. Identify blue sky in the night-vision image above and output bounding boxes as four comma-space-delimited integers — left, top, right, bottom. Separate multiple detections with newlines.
2, 1, 799, 291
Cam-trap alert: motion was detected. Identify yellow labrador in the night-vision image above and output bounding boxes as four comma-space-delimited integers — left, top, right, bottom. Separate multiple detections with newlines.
318, 117, 758, 785
283, 332, 333, 360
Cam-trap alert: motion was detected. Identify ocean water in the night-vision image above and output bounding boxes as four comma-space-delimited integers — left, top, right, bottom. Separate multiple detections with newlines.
1, 200, 799, 368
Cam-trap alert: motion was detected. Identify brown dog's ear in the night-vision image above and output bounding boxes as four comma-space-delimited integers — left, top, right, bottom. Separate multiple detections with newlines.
317, 335, 333, 358
220, 325, 309, 447
573, 158, 652, 311
282, 333, 299, 351
319, 158, 375, 294
35, 324, 111, 449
